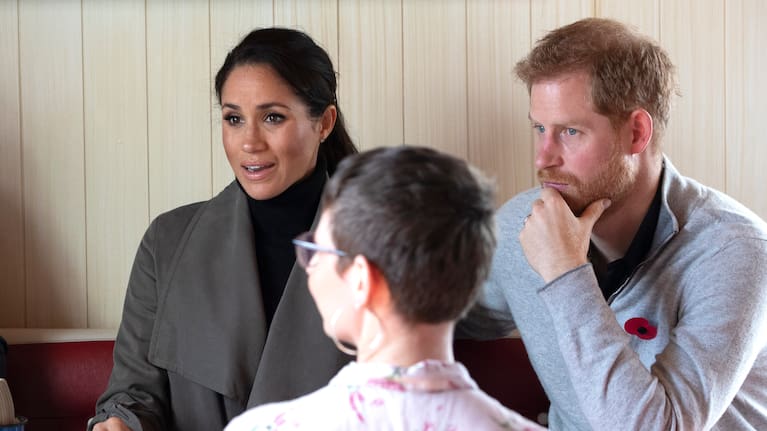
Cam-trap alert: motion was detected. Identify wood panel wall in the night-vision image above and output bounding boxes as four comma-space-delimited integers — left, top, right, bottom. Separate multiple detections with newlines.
1, 0, 765, 328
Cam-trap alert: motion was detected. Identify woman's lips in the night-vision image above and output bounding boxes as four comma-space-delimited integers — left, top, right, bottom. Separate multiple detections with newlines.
241, 162, 275, 180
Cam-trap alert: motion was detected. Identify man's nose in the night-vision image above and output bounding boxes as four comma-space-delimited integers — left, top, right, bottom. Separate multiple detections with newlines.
534, 134, 562, 170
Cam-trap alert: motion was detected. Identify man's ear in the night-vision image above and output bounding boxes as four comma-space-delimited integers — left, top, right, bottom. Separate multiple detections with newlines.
628, 108, 653, 154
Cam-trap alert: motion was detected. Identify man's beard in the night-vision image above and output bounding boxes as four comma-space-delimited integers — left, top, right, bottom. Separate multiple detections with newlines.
538, 145, 636, 216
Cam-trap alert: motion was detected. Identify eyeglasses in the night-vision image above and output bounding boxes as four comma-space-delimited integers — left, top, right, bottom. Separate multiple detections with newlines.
292, 231, 348, 269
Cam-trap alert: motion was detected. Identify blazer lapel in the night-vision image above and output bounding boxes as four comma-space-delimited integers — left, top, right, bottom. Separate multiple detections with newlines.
149, 182, 268, 401
246, 202, 352, 407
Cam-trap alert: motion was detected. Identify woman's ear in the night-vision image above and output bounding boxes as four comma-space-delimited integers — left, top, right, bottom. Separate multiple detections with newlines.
349, 255, 371, 309
319, 105, 337, 142
347, 255, 390, 311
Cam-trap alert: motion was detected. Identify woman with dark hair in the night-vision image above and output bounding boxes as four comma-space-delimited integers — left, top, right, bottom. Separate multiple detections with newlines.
90, 28, 358, 431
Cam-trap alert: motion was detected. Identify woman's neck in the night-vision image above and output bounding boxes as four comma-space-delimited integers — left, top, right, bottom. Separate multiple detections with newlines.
356, 318, 455, 367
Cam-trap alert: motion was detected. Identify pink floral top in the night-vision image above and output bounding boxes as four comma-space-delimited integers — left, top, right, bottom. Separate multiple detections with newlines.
225, 360, 546, 430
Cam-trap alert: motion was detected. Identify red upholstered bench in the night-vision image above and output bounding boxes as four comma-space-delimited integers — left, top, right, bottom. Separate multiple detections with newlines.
2, 329, 116, 431
454, 337, 549, 424
1, 330, 548, 430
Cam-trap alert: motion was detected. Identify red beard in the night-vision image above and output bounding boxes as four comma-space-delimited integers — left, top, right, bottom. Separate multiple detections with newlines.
537, 148, 635, 216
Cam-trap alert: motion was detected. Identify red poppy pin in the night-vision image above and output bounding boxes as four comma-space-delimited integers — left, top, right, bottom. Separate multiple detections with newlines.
624, 317, 657, 340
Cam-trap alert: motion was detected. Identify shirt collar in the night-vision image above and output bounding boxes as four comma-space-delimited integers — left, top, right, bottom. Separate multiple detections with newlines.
592, 165, 664, 299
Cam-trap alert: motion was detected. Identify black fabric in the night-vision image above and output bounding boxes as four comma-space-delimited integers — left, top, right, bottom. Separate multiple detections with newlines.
240, 156, 327, 327
0, 336, 6, 378
592, 169, 664, 300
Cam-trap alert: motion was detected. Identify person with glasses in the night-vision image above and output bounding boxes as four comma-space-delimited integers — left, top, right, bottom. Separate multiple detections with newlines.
225, 146, 546, 431
90, 28, 358, 431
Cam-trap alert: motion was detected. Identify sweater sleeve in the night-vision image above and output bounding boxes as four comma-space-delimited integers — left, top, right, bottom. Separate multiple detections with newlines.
455, 194, 529, 341
539, 238, 767, 430
89, 219, 169, 431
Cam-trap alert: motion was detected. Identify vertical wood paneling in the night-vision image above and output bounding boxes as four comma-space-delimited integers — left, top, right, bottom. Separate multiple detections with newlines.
3, 0, 767, 329
531, 0, 594, 42
273, 0, 339, 65
725, 0, 767, 217
83, 0, 148, 329
0, 0, 25, 327
19, 0, 86, 327
210, 1, 273, 195
403, 0, 467, 158
146, 0, 211, 219
338, 0, 403, 150
596, 0, 659, 38
467, 0, 533, 206
660, 0, 725, 190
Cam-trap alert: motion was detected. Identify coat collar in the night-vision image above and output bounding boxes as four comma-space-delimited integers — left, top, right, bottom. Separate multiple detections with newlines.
148, 181, 348, 403
650, 156, 682, 259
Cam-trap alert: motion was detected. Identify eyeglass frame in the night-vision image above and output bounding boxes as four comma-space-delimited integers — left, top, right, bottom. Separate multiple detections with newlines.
292, 231, 349, 269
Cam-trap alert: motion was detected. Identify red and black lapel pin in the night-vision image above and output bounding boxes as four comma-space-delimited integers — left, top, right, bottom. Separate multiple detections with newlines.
624, 317, 657, 340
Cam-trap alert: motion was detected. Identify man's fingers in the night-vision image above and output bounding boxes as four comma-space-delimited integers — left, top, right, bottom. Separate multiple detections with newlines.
539, 186, 562, 201
581, 198, 611, 228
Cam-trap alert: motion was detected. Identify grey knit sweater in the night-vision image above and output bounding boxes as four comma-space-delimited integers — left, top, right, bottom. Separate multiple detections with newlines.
461, 157, 767, 430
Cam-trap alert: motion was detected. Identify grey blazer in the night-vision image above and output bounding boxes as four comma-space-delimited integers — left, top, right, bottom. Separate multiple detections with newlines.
91, 181, 350, 431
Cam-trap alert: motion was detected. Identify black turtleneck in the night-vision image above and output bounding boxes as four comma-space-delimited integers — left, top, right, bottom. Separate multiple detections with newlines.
238, 156, 327, 327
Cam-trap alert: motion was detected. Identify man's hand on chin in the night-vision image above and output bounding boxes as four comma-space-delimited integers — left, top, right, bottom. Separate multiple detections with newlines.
519, 187, 611, 283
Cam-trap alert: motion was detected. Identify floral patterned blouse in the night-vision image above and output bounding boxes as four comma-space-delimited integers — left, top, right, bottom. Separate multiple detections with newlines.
225, 360, 546, 430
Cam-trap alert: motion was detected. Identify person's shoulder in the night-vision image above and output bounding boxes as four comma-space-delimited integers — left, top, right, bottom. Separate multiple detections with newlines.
150, 181, 240, 229
225, 400, 288, 431
466, 390, 545, 431
153, 200, 206, 223
495, 187, 541, 231
668, 171, 767, 241
448, 388, 547, 430
497, 188, 540, 215
226, 385, 342, 431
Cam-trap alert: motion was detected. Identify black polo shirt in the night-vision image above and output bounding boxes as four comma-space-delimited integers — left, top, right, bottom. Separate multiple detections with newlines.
591, 172, 663, 300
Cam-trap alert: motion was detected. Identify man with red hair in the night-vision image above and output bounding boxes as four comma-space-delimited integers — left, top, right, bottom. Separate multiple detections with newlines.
462, 17, 767, 430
